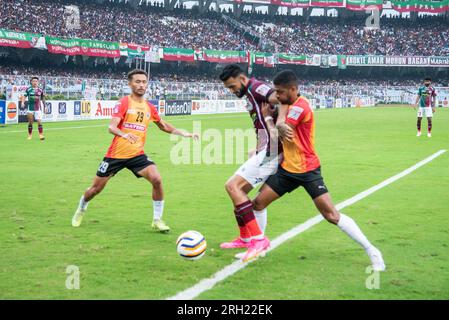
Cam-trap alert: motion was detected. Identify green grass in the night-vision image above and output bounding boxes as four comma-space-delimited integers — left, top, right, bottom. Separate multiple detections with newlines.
0, 106, 448, 299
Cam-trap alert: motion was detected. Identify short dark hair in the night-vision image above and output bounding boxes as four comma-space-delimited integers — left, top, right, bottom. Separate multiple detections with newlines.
424, 77, 432, 81
127, 69, 148, 81
30, 76, 39, 82
219, 64, 245, 82
273, 70, 298, 87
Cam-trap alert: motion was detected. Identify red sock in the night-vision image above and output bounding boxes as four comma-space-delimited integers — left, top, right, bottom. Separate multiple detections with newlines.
235, 200, 263, 240
234, 201, 251, 241
38, 124, 43, 134
28, 124, 33, 135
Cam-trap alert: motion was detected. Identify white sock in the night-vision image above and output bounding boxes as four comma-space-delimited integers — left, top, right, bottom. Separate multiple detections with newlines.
153, 200, 164, 221
254, 208, 267, 235
79, 195, 88, 211
337, 213, 373, 251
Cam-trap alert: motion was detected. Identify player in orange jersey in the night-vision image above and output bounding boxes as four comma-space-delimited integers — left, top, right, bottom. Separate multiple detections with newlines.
72, 69, 198, 232
249, 70, 385, 271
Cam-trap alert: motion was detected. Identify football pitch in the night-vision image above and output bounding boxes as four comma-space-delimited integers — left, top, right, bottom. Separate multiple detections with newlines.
1, 106, 448, 300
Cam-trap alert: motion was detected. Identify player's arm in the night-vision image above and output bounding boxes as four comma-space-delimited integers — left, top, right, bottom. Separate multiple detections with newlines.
262, 87, 294, 141
261, 102, 279, 142
41, 91, 46, 107
154, 119, 199, 140
267, 91, 279, 106
275, 104, 294, 142
108, 117, 138, 144
23, 88, 29, 102
414, 89, 421, 109
432, 90, 437, 112
261, 102, 294, 143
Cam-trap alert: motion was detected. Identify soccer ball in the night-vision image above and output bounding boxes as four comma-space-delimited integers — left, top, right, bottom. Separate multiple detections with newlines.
176, 230, 207, 260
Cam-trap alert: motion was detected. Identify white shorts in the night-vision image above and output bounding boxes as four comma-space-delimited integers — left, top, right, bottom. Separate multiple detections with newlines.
235, 149, 282, 188
417, 107, 433, 118
27, 110, 42, 121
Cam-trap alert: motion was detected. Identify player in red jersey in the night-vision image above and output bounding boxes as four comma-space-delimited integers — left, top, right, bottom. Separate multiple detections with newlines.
250, 70, 385, 271
72, 69, 198, 231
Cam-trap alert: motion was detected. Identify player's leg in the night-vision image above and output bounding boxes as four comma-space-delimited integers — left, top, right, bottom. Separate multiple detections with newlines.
222, 152, 270, 248
72, 175, 112, 227
239, 169, 291, 262
416, 108, 423, 136
135, 159, 170, 232
72, 158, 123, 227
83, 175, 112, 202
27, 112, 34, 139
253, 183, 281, 212
427, 117, 432, 137
311, 190, 385, 271
222, 174, 255, 247
36, 115, 44, 140
233, 183, 281, 260
426, 107, 433, 137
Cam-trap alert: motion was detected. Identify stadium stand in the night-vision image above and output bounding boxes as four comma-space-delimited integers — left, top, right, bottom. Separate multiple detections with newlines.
1, 0, 448, 55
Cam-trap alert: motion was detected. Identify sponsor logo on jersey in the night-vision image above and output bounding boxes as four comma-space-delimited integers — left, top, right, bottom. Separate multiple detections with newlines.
123, 122, 146, 132
288, 106, 304, 120
255, 84, 271, 97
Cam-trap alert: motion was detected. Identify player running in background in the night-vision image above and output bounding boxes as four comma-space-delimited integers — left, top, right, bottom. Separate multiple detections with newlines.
72, 69, 198, 232
218, 64, 288, 262
24, 77, 46, 140
414, 77, 436, 137
253, 70, 385, 271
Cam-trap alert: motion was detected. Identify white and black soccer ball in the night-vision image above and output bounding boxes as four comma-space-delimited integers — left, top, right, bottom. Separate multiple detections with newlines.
176, 230, 207, 260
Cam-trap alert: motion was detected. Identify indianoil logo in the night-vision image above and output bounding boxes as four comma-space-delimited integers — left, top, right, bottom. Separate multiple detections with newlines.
7, 102, 17, 119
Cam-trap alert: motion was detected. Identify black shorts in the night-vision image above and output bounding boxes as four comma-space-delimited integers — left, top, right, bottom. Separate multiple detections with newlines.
96, 154, 155, 178
265, 166, 329, 199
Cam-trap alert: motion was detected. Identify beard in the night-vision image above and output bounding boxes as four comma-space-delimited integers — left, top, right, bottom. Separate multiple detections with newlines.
235, 81, 248, 98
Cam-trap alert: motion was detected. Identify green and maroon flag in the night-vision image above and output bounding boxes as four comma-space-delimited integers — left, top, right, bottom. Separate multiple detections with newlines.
163, 47, 195, 61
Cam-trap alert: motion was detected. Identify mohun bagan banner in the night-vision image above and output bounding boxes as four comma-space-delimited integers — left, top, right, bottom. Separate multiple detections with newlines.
203, 50, 247, 64
0, 29, 44, 49
346, 55, 449, 67
45, 37, 120, 58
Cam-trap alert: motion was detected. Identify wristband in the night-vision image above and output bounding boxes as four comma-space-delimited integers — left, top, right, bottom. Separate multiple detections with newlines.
264, 116, 273, 122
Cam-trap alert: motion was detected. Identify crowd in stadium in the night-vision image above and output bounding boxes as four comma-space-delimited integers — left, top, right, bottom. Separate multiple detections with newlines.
1, 0, 449, 56
251, 18, 449, 56
0, 0, 255, 51
1, 63, 443, 89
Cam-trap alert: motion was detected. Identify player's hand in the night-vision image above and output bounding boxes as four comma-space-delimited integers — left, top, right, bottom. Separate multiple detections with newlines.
278, 124, 294, 142
433, 107, 436, 113
261, 102, 275, 118
184, 132, 199, 140
122, 133, 139, 144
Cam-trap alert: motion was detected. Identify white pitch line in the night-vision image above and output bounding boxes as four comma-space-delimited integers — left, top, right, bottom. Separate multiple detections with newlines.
167, 149, 447, 300
0, 114, 248, 134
